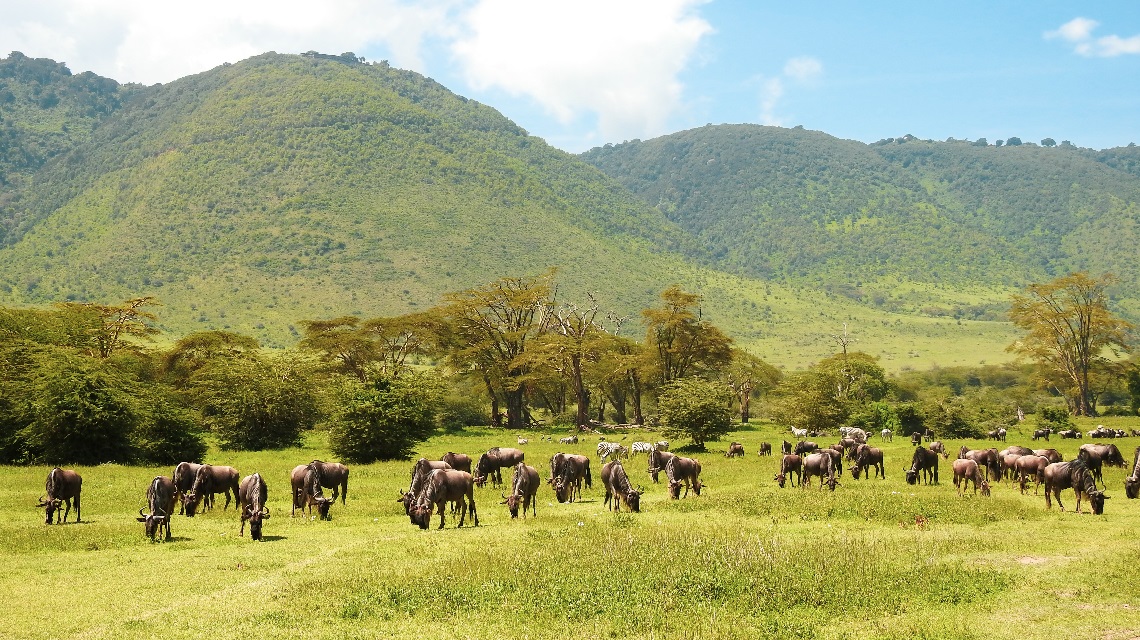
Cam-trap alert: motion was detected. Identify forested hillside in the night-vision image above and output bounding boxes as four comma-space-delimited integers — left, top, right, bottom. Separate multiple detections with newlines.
581, 125, 1140, 319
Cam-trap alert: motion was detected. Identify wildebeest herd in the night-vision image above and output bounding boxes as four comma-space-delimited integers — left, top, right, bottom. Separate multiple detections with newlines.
33, 427, 1140, 540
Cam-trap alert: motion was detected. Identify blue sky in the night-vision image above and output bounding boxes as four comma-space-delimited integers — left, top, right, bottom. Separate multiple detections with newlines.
2, 1, 1137, 152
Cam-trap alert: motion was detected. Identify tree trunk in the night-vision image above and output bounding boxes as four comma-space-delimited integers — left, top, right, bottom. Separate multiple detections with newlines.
740, 393, 751, 423
596, 398, 607, 423
629, 371, 644, 425
572, 354, 590, 428
505, 387, 526, 430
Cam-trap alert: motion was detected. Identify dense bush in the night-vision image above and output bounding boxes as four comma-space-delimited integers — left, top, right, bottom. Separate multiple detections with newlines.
657, 377, 733, 449
436, 394, 489, 433
195, 355, 319, 450
328, 372, 443, 462
130, 393, 206, 464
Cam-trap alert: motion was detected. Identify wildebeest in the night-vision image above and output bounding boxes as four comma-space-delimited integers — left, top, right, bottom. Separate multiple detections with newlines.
184, 464, 240, 517
1044, 459, 1107, 514
910, 431, 923, 446
399, 458, 452, 516
137, 475, 176, 541
802, 452, 839, 491
1032, 428, 1051, 441
440, 452, 472, 474
958, 447, 1001, 481
1124, 446, 1140, 499
1078, 443, 1127, 488
173, 461, 205, 515
646, 448, 676, 484
37, 467, 82, 525
725, 442, 745, 458
1032, 449, 1063, 464
819, 447, 844, 478
474, 447, 525, 488
987, 428, 1007, 442
794, 440, 818, 457
502, 462, 539, 519
1059, 429, 1083, 439
781, 440, 792, 455
411, 469, 478, 529
951, 459, 990, 497
1014, 455, 1050, 495
758, 442, 772, 456
549, 452, 591, 503
306, 460, 350, 504
774, 454, 802, 488
905, 447, 939, 485
665, 456, 703, 499
928, 441, 948, 459
850, 444, 885, 480
600, 460, 642, 512
237, 473, 270, 540
290, 463, 333, 520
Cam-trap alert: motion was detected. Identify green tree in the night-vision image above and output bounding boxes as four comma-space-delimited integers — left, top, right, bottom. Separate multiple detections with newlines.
1041, 138, 1057, 147
328, 372, 442, 462
656, 377, 734, 449
642, 285, 732, 386
1008, 272, 1133, 416
722, 348, 781, 423
160, 330, 260, 388
56, 297, 160, 358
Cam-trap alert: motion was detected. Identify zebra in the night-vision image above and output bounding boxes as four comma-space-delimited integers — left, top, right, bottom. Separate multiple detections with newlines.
630, 442, 654, 456
597, 441, 628, 461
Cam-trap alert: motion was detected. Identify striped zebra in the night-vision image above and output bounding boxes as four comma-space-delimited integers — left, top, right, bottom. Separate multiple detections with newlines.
597, 441, 628, 461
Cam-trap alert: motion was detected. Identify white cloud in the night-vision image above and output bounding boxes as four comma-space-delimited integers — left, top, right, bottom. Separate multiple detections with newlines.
1046, 17, 1140, 58
758, 77, 784, 126
450, 0, 712, 142
757, 56, 822, 126
783, 56, 822, 83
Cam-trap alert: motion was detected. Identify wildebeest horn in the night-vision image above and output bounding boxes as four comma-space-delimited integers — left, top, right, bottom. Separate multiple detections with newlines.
139, 507, 147, 517
36, 495, 47, 506
261, 506, 270, 517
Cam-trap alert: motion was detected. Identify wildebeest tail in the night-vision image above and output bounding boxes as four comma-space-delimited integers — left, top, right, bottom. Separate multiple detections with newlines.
585, 463, 592, 489
47, 467, 60, 496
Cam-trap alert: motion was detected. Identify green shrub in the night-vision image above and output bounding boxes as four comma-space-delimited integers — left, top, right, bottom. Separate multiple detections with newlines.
328, 372, 443, 462
436, 395, 488, 433
657, 377, 733, 449
195, 355, 319, 450
130, 393, 206, 464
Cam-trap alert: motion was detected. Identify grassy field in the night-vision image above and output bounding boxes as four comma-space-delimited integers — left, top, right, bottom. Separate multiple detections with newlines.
3, 419, 1139, 640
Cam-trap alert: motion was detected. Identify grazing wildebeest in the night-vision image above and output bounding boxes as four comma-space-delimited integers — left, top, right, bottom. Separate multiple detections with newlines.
781, 440, 792, 456
173, 461, 205, 515
1032, 428, 1051, 441
1044, 459, 1107, 514
184, 464, 240, 517
237, 473, 270, 540
951, 459, 990, 497
1124, 446, 1140, 499
137, 475, 176, 541
905, 447, 939, 485
549, 452, 591, 503
1014, 455, 1050, 495
757, 442, 772, 456
559, 436, 578, 445
928, 441, 948, 459
819, 447, 844, 478
1059, 429, 1082, 439
881, 428, 893, 442
665, 456, 703, 499
774, 454, 803, 488
794, 440, 818, 457
1001, 452, 1027, 481
290, 463, 333, 520
1032, 449, 1063, 464
502, 462, 539, 519
847, 428, 868, 444
399, 458, 452, 516
725, 442, 745, 458
305, 460, 350, 504
802, 452, 839, 491
910, 431, 923, 446
850, 444, 885, 480
600, 460, 642, 513
987, 428, 1007, 442
1078, 443, 1127, 488
440, 452, 472, 474
958, 447, 1001, 481
37, 467, 82, 525
1001, 445, 1035, 457
646, 448, 676, 484
411, 470, 478, 529
474, 447, 525, 488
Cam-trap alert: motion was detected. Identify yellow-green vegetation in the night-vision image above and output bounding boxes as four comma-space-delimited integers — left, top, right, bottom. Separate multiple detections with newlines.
4, 423, 1139, 639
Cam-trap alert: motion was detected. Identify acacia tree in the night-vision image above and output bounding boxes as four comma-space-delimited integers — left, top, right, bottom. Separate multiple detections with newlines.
723, 348, 781, 423
642, 286, 732, 386
56, 296, 160, 358
525, 297, 611, 428
1008, 272, 1133, 416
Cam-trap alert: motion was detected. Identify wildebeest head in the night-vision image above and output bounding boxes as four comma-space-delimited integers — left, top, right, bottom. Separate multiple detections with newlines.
245, 505, 269, 540
905, 469, 918, 485
36, 495, 62, 525
136, 507, 167, 541
410, 500, 432, 530
552, 478, 571, 504
396, 491, 416, 517
979, 479, 991, 497
1126, 478, 1140, 500
314, 497, 333, 520
774, 473, 786, 488
622, 487, 643, 512
692, 479, 703, 496
1087, 490, 1108, 515
824, 475, 840, 492
668, 480, 683, 499
849, 464, 861, 480
183, 491, 202, 517
502, 492, 522, 518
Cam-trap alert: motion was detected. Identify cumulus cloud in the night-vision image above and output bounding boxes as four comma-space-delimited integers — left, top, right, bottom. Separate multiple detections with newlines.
758, 55, 822, 126
450, 0, 712, 142
1045, 17, 1140, 58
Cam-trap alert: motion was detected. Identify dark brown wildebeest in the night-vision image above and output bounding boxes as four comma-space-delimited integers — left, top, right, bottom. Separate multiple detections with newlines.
665, 456, 703, 499
1032, 428, 1051, 441
905, 447, 939, 485
137, 475, 177, 541
307, 460, 350, 504
819, 447, 844, 478
440, 452, 472, 474
781, 440, 792, 455
646, 448, 676, 484
1014, 455, 1050, 495
958, 447, 1001, 481
184, 464, 240, 516
290, 463, 333, 520
774, 454, 802, 488
502, 462, 539, 519
37, 467, 82, 525
1001, 445, 1036, 457
237, 473, 270, 540
1033, 449, 1063, 464
474, 447, 525, 488
839, 438, 858, 460
910, 431, 923, 446
410, 469, 478, 530
1000, 452, 1026, 481
173, 461, 205, 515
757, 442, 772, 456
725, 442, 745, 458
601, 460, 642, 513
850, 444, 885, 480
1124, 446, 1140, 499
549, 452, 591, 503
1044, 459, 1107, 514
794, 440, 819, 457
927, 441, 947, 459
802, 452, 839, 491
1078, 443, 1127, 488
398, 458, 452, 517
1059, 429, 1082, 439
951, 459, 989, 497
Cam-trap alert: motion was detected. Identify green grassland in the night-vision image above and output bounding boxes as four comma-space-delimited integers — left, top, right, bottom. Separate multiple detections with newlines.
3, 419, 1139, 640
